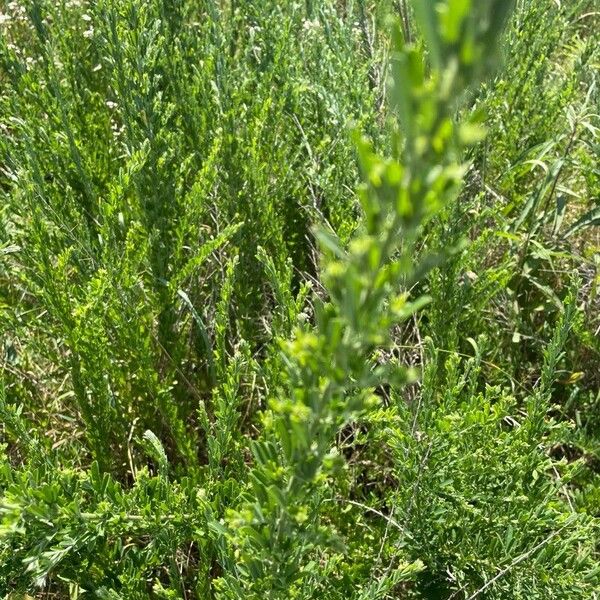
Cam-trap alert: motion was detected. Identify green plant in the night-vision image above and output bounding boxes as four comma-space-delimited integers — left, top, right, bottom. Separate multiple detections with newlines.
213, 1, 519, 596
1, 0, 599, 598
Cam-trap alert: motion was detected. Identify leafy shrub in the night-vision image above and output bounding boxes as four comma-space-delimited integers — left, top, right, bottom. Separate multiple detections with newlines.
0, 0, 598, 598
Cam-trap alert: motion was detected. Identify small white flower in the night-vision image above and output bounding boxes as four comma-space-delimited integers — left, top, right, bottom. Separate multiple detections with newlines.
302, 18, 320, 32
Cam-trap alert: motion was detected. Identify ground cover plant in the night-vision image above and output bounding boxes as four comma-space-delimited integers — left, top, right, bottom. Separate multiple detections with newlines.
0, 0, 599, 598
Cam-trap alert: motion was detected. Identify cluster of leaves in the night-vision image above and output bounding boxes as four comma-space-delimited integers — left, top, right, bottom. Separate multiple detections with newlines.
0, 0, 598, 598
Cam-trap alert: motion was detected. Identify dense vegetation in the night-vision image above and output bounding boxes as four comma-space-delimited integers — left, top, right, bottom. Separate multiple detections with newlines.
1, 0, 599, 597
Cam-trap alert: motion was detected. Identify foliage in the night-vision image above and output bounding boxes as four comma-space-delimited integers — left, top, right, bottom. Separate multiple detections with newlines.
0, 0, 598, 598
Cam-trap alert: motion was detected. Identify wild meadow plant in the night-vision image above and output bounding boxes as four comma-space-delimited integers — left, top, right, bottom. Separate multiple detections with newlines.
0, 0, 599, 598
